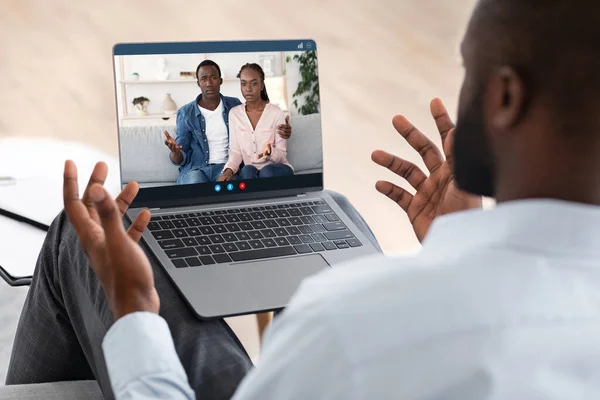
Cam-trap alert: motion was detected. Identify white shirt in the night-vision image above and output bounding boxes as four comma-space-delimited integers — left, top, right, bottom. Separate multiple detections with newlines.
198, 101, 228, 164
103, 199, 600, 399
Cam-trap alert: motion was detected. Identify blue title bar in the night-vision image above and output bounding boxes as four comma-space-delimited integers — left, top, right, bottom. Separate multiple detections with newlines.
113, 39, 317, 56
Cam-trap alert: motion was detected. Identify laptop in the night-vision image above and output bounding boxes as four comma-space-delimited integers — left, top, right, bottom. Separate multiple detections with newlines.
112, 39, 379, 319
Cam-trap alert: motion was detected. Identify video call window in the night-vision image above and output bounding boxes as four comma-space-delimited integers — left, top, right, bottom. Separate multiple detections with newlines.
113, 41, 323, 191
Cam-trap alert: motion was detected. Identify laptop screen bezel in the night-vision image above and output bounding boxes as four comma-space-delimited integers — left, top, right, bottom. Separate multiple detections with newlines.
111, 40, 324, 209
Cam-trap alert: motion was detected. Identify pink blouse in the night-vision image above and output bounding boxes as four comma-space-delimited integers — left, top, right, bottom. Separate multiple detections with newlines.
223, 102, 293, 174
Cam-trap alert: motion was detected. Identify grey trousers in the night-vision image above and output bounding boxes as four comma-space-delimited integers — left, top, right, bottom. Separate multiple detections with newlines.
6, 191, 381, 399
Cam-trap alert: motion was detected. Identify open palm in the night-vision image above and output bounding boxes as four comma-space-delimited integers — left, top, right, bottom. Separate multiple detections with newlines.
372, 98, 482, 242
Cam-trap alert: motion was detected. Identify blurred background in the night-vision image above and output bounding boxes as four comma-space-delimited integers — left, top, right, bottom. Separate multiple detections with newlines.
0, 0, 478, 383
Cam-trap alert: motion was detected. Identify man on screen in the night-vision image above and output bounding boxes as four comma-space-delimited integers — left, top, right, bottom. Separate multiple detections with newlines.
164, 59, 293, 185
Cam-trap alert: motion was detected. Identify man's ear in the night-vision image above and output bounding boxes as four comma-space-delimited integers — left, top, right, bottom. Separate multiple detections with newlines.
489, 66, 527, 130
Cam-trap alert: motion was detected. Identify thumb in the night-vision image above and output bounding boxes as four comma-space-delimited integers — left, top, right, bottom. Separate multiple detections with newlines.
89, 184, 126, 242
285, 115, 290, 125
163, 131, 171, 140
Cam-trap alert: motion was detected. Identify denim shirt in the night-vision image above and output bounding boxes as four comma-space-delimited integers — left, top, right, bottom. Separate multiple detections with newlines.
170, 94, 242, 180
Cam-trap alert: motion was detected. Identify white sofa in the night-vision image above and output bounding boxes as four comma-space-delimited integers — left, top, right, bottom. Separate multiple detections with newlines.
119, 113, 324, 188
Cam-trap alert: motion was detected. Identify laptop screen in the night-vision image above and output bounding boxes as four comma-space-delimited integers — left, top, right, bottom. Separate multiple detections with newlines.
112, 40, 323, 208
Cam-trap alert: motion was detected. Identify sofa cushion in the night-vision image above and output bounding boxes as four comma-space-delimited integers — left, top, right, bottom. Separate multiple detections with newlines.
0, 380, 104, 399
286, 113, 323, 174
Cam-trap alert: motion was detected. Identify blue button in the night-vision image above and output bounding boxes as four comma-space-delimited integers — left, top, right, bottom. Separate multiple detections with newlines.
227, 183, 234, 191
214, 184, 222, 192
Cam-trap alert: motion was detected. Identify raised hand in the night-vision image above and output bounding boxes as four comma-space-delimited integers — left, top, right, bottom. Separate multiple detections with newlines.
63, 160, 159, 320
164, 131, 182, 153
372, 98, 482, 243
276, 115, 291, 139
257, 142, 272, 159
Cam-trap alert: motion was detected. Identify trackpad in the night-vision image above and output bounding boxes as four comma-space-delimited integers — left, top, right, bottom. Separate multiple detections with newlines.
236, 254, 329, 309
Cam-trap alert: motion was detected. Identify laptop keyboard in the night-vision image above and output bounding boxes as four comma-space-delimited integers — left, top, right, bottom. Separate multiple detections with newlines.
146, 200, 363, 268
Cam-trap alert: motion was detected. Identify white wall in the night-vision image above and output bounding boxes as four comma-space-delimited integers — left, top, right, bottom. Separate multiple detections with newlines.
113, 51, 319, 127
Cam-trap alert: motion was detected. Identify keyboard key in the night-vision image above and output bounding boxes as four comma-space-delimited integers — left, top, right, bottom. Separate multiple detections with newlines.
240, 208, 251, 212
299, 225, 314, 234
287, 236, 302, 245
225, 215, 240, 223
185, 257, 202, 267
325, 230, 354, 241
287, 226, 301, 235
324, 222, 346, 231
239, 222, 253, 231
172, 229, 188, 238
230, 246, 297, 262
265, 205, 277, 210
325, 213, 340, 222
213, 216, 227, 224
260, 229, 276, 238
239, 213, 252, 222
251, 221, 266, 230
159, 239, 184, 249
310, 243, 325, 252
264, 210, 277, 219
274, 228, 288, 236
165, 247, 198, 258
209, 244, 226, 254
196, 236, 211, 246
159, 221, 175, 229
300, 216, 315, 225
186, 218, 201, 226
236, 232, 251, 241
314, 200, 326, 205
299, 235, 314, 243
322, 241, 337, 250
172, 259, 188, 268
311, 224, 326, 233
225, 223, 241, 232
313, 215, 327, 224
261, 238, 277, 248
334, 240, 350, 249
150, 216, 162, 221
215, 210, 227, 215
199, 255, 215, 265
288, 217, 303, 226
162, 215, 175, 220
313, 205, 333, 214
175, 214, 188, 219
229, 209, 242, 213
294, 244, 313, 254
300, 207, 315, 215
173, 219, 188, 228
196, 246, 211, 255
236, 241, 251, 251
223, 243, 238, 252
222, 233, 237, 242
213, 225, 227, 234
347, 238, 363, 247
213, 254, 233, 264
152, 230, 174, 240
201, 211, 215, 216
275, 237, 290, 246
185, 227, 201, 236
209, 234, 225, 244
182, 238, 197, 247
276, 218, 291, 227
275, 209, 290, 217
264, 220, 278, 228
200, 226, 215, 235
249, 231, 265, 240
290, 203, 302, 208
301, 202, 312, 206
147, 222, 161, 231
250, 212, 265, 220
199, 217, 214, 225
249, 240, 265, 249
311, 233, 327, 242
288, 208, 302, 217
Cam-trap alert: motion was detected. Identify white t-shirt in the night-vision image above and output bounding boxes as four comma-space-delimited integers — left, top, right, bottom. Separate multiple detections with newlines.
198, 100, 228, 164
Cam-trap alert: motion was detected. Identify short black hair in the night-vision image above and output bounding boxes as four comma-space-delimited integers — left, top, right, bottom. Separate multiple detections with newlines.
470, 0, 600, 127
196, 60, 222, 80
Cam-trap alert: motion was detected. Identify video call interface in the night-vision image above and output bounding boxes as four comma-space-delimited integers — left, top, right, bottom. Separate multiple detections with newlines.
113, 40, 323, 195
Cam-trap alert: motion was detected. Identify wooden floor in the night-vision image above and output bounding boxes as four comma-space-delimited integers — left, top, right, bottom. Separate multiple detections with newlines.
0, 0, 478, 384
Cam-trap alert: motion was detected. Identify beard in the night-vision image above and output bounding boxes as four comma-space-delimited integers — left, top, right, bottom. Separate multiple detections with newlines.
453, 91, 496, 198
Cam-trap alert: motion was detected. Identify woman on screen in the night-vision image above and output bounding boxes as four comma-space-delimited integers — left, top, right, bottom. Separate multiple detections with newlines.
217, 63, 294, 181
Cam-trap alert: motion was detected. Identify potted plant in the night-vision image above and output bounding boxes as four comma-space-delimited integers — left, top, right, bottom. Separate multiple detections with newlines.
286, 51, 320, 115
132, 96, 150, 116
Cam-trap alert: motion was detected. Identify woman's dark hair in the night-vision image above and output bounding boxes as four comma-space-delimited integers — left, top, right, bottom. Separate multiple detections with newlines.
237, 63, 269, 102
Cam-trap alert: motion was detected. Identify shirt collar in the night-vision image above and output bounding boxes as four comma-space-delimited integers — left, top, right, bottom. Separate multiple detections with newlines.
421, 199, 600, 256
195, 93, 225, 117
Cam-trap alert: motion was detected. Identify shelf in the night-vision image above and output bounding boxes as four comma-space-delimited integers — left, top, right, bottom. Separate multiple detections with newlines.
120, 76, 284, 84
122, 114, 176, 120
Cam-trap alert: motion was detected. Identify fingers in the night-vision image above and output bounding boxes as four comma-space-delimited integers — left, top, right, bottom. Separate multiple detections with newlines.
63, 160, 95, 235
88, 184, 126, 242
392, 115, 444, 173
375, 181, 413, 213
81, 162, 109, 221
371, 150, 427, 190
115, 181, 140, 216
163, 131, 172, 140
430, 98, 455, 158
443, 128, 455, 170
127, 209, 151, 243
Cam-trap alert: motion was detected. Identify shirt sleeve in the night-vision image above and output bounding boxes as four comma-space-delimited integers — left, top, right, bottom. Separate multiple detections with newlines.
223, 108, 244, 174
267, 109, 288, 164
171, 109, 191, 167
102, 312, 196, 400
230, 280, 355, 400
